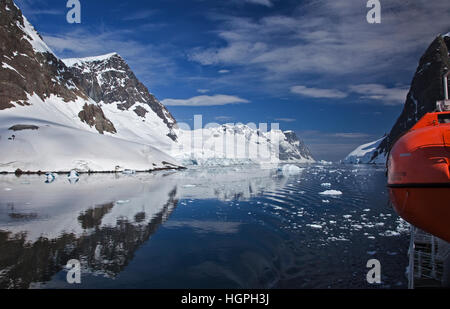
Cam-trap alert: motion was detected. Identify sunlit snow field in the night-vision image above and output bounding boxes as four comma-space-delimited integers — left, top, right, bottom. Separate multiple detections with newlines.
0, 164, 409, 289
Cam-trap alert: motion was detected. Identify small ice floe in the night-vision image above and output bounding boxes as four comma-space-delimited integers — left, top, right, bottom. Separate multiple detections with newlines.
321, 183, 332, 187
116, 200, 130, 205
45, 172, 57, 183
307, 224, 323, 229
367, 251, 377, 256
343, 215, 352, 219
363, 209, 371, 212
280, 165, 303, 175
122, 169, 136, 175
328, 236, 349, 242
379, 230, 400, 237
319, 190, 343, 196
322, 200, 330, 203
68, 170, 79, 180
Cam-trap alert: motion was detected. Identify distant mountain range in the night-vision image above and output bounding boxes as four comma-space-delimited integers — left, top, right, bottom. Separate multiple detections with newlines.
344, 33, 450, 164
0, 0, 314, 173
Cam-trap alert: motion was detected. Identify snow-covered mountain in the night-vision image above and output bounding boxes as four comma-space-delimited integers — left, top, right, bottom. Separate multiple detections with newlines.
343, 138, 386, 164
62, 53, 178, 144
0, 0, 314, 172
0, 0, 180, 173
346, 33, 450, 164
344, 33, 450, 164
172, 124, 315, 166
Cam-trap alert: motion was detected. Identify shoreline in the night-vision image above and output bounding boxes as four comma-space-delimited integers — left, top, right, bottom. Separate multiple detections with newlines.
0, 165, 187, 176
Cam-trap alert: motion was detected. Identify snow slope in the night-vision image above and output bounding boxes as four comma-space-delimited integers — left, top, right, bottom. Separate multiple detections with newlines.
343, 138, 386, 164
0, 94, 179, 172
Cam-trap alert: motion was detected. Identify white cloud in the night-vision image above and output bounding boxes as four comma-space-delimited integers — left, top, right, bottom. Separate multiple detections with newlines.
349, 84, 409, 105
290, 85, 347, 99
161, 95, 250, 106
332, 133, 371, 139
215, 116, 234, 121
275, 118, 296, 122
122, 10, 157, 21
218, 69, 230, 74
189, 0, 450, 81
243, 0, 273, 7
197, 89, 210, 93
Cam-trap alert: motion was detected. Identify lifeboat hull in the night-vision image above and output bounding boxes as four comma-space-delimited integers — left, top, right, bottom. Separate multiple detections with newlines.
388, 188, 450, 242
387, 111, 450, 241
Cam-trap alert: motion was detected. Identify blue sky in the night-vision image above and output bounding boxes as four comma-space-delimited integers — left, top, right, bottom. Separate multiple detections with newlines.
15, 0, 450, 161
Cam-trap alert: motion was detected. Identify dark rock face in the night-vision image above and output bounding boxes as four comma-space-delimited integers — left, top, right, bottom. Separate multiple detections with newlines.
8, 124, 39, 131
0, 0, 87, 108
78, 103, 117, 134
377, 35, 450, 158
65, 54, 177, 135
0, 0, 117, 135
280, 131, 314, 161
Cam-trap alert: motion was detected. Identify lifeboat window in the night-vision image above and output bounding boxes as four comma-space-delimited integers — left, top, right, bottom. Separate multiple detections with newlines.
438, 114, 450, 124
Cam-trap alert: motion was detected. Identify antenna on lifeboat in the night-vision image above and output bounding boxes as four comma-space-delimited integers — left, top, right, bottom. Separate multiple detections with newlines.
437, 71, 450, 112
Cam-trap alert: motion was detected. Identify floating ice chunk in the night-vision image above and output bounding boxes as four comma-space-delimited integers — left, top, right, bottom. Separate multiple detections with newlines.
328, 236, 349, 242
45, 172, 57, 183
122, 169, 136, 175
116, 200, 130, 205
343, 215, 352, 219
321, 183, 332, 187
307, 224, 323, 229
280, 165, 303, 175
380, 230, 400, 237
183, 184, 196, 188
319, 190, 343, 196
68, 170, 79, 179
322, 200, 330, 203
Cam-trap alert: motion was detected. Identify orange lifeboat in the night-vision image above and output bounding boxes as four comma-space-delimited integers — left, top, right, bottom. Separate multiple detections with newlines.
388, 98, 450, 242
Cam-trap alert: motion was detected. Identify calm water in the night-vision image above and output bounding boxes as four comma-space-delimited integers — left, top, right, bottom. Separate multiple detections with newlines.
0, 164, 410, 289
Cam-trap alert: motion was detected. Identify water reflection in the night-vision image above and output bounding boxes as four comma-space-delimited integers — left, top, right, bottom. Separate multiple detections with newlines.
0, 167, 284, 288
0, 165, 410, 289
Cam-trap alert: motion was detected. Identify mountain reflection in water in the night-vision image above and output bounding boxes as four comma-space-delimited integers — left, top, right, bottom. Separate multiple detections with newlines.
0, 165, 410, 289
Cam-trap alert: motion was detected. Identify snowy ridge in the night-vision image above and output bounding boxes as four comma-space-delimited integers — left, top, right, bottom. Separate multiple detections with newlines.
62, 52, 178, 146
62, 53, 119, 67
343, 138, 386, 164
18, 15, 53, 54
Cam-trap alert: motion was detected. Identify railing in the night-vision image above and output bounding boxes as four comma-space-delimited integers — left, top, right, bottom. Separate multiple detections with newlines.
408, 225, 450, 288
